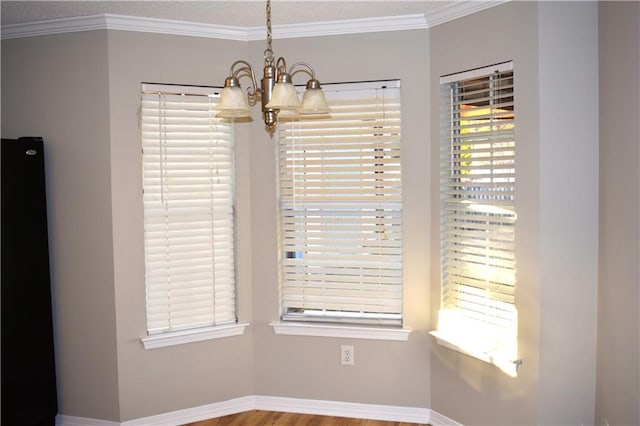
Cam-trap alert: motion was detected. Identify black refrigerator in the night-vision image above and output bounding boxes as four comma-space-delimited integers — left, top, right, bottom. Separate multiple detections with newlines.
1, 137, 58, 426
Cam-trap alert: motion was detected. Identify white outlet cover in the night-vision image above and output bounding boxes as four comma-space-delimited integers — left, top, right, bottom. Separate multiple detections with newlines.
341, 345, 354, 365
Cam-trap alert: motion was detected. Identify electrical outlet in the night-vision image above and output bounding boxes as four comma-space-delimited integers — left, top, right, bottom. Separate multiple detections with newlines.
341, 345, 354, 366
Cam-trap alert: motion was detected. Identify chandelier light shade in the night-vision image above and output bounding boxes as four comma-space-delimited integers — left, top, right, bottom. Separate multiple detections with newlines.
275, 108, 300, 119
215, 0, 329, 134
265, 74, 302, 111
216, 84, 251, 118
301, 79, 331, 114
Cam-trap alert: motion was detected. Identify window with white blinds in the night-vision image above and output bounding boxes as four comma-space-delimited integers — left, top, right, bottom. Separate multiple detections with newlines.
433, 62, 520, 376
140, 83, 236, 336
277, 80, 403, 326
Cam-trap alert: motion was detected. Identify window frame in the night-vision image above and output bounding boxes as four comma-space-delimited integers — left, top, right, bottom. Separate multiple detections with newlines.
275, 80, 406, 330
431, 62, 522, 376
139, 83, 247, 349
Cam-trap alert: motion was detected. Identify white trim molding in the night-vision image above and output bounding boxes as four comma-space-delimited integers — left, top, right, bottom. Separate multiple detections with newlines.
104, 14, 249, 40
56, 415, 120, 426
429, 409, 465, 426
140, 322, 249, 350
248, 14, 428, 40
122, 396, 255, 426
0, 13, 425, 40
0, 14, 249, 40
1, 2, 508, 40
270, 321, 411, 341
56, 395, 462, 426
1, 14, 110, 39
253, 396, 430, 424
426, 0, 510, 27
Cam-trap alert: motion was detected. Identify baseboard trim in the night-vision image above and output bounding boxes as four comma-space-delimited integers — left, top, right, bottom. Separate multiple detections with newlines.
56, 415, 120, 426
56, 395, 461, 426
121, 395, 254, 426
428, 409, 464, 426
253, 395, 430, 423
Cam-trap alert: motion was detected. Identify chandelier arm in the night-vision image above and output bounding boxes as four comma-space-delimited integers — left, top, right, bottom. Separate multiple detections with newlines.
288, 62, 317, 81
230, 60, 259, 105
230, 60, 257, 83
275, 57, 288, 76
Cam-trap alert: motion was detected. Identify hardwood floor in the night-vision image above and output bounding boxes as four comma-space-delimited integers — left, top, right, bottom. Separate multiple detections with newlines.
184, 410, 429, 426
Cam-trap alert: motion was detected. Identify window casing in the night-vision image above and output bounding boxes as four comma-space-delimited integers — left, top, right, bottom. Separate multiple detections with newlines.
277, 81, 403, 326
432, 62, 520, 376
140, 83, 237, 338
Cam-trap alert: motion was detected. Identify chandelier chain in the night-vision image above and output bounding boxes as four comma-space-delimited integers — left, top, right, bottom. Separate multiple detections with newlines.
264, 0, 274, 65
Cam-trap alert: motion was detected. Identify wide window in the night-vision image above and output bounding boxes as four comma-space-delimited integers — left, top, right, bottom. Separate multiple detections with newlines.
432, 62, 521, 376
277, 80, 403, 326
140, 83, 238, 346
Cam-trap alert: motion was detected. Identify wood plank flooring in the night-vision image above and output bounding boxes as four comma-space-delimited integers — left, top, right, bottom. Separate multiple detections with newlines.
184, 410, 429, 426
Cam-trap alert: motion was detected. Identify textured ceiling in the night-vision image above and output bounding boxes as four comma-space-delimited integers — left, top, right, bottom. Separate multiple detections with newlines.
1, 1, 455, 27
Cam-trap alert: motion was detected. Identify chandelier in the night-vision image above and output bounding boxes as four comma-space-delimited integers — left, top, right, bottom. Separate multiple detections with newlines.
215, 0, 330, 134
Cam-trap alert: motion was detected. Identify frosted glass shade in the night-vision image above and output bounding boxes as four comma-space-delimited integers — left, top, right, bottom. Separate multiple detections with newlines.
276, 108, 301, 120
215, 86, 251, 118
301, 88, 330, 114
266, 81, 301, 111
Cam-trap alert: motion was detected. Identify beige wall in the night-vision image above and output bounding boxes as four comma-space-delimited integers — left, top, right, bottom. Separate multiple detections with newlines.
1, 26, 432, 421
105, 32, 255, 420
248, 29, 431, 407
596, 2, 640, 425
537, 3, 599, 424
430, 2, 600, 425
1, 30, 257, 422
2, 1, 638, 424
429, 3, 540, 424
1, 31, 120, 420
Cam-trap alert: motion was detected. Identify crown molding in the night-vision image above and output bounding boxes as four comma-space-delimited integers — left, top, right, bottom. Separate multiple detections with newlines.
245, 14, 428, 40
0, 14, 250, 40
427, 0, 510, 27
102, 14, 250, 40
0, 2, 507, 40
2, 14, 106, 39
0, 13, 426, 40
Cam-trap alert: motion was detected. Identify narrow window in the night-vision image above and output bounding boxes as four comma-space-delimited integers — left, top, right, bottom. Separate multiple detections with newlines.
140, 83, 236, 338
277, 81, 403, 326
433, 63, 520, 375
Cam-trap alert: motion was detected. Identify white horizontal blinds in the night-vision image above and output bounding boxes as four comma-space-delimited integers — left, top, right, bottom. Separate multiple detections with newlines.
140, 83, 236, 335
440, 64, 516, 335
278, 81, 403, 325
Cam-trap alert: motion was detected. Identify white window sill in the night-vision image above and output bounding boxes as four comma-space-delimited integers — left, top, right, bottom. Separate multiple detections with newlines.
270, 321, 411, 341
429, 330, 522, 377
141, 322, 250, 350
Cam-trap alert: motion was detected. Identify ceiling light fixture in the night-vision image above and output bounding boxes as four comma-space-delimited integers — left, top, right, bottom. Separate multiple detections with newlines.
215, 0, 330, 134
